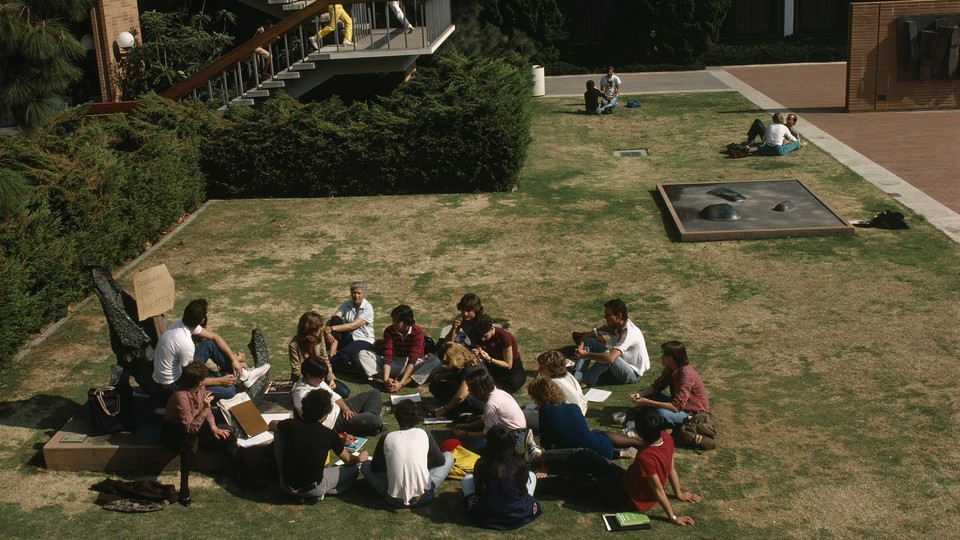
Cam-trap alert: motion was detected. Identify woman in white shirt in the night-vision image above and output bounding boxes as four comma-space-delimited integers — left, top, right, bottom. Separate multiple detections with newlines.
759, 112, 801, 156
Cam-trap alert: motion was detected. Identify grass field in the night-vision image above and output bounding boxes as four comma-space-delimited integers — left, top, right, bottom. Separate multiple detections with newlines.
1, 91, 958, 538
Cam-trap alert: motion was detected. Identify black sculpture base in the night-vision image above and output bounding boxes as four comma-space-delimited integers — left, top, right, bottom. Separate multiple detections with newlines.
657, 179, 854, 242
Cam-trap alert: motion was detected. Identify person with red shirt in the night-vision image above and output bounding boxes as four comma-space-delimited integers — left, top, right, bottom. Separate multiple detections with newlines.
631, 340, 709, 428
358, 304, 439, 392
536, 408, 701, 526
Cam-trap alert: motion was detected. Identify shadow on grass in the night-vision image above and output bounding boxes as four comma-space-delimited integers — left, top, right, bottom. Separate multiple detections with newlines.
0, 394, 80, 469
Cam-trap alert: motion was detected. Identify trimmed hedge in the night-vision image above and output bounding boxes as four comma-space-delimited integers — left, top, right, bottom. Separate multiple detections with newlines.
0, 94, 205, 367
202, 51, 532, 198
0, 52, 533, 367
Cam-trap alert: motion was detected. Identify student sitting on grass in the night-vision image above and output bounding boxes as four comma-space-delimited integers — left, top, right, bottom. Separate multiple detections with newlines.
630, 340, 709, 429
272, 388, 368, 504
525, 349, 587, 430
440, 293, 485, 347
430, 342, 488, 419
470, 313, 526, 394
537, 409, 701, 526
289, 310, 349, 397
453, 371, 526, 453
292, 356, 383, 436
527, 378, 644, 461
461, 425, 543, 530
160, 361, 236, 507
357, 304, 439, 392
757, 112, 801, 156
361, 399, 454, 507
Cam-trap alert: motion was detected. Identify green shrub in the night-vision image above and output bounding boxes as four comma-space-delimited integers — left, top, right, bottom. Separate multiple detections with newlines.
0, 95, 204, 367
202, 51, 532, 198
705, 36, 847, 66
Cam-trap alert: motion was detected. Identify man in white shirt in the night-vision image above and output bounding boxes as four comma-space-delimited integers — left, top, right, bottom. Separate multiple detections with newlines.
600, 65, 623, 113
325, 281, 375, 373
148, 298, 269, 404
572, 298, 650, 387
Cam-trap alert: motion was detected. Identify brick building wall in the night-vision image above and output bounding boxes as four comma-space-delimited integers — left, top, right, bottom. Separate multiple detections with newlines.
847, 1, 960, 112
90, 0, 142, 101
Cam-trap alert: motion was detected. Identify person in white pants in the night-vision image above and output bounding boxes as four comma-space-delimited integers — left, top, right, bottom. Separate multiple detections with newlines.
389, 1, 414, 33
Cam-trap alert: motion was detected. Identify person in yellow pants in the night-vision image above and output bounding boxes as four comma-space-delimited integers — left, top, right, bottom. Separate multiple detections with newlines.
309, 4, 353, 49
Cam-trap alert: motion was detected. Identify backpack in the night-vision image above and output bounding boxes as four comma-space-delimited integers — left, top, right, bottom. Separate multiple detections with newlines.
672, 411, 717, 451
726, 143, 750, 159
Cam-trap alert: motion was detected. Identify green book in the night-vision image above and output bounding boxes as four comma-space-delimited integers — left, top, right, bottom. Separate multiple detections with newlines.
614, 512, 651, 529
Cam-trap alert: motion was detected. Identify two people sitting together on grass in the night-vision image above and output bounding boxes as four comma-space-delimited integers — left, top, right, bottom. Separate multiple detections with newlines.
743, 112, 805, 156
584, 65, 623, 115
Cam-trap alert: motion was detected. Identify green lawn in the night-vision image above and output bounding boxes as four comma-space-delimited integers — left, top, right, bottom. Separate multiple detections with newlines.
1, 92, 958, 538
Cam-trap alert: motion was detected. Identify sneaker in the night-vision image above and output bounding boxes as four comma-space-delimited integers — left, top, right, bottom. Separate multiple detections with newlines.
619, 447, 638, 459
308, 37, 319, 50
406, 26, 414, 34
341, 39, 353, 46
240, 363, 271, 387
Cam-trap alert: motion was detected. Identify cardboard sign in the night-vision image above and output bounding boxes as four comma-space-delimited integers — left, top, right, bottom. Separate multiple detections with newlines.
133, 264, 174, 321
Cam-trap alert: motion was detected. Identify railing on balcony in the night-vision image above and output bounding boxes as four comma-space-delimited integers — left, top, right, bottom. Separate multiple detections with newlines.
159, 0, 451, 108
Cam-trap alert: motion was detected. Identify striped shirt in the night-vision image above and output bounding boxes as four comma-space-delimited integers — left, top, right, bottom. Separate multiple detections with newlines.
382, 324, 425, 364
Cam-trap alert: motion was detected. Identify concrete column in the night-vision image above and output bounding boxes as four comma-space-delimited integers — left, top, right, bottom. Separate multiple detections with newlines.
783, 0, 795, 37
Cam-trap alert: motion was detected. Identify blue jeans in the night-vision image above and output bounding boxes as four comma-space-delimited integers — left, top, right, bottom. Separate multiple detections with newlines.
746, 118, 766, 142
574, 338, 641, 386
193, 339, 237, 400
361, 451, 454, 506
646, 393, 689, 427
602, 95, 618, 109
759, 141, 800, 156
328, 316, 374, 370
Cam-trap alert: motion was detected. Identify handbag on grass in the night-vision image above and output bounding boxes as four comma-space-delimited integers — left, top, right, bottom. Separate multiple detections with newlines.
88, 384, 134, 436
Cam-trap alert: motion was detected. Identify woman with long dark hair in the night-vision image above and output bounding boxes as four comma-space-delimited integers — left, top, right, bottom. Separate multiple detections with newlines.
461, 425, 542, 530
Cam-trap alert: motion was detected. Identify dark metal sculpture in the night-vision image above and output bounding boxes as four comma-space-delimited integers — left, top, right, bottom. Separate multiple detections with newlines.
700, 204, 742, 221
707, 187, 747, 202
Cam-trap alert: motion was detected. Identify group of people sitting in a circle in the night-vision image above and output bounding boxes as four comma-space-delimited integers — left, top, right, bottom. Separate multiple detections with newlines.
153, 282, 711, 529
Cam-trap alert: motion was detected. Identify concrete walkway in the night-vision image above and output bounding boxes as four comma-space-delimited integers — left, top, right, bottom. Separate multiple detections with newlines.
545, 64, 960, 244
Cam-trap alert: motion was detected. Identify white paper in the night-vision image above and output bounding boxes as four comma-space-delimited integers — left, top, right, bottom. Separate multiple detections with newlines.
423, 417, 452, 424
390, 393, 422, 405
584, 388, 612, 402
237, 431, 274, 448
236, 412, 291, 448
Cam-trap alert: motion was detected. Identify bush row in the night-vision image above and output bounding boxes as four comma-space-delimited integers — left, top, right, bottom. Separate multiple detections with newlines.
0, 51, 532, 368
704, 36, 847, 66
0, 94, 206, 367
201, 52, 531, 198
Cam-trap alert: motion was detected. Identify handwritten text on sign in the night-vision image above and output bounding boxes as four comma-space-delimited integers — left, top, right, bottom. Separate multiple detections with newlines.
133, 264, 175, 321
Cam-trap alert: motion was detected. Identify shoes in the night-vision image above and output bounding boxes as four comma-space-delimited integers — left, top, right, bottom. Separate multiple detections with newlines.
178, 496, 192, 507
602, 108, 614, 115
341, 39, 353, 46
299, 496, 320, 505
406, 26, 414, 34
308, 37, 319, 50
620, 447, 638, 459
240, 363, 271, 387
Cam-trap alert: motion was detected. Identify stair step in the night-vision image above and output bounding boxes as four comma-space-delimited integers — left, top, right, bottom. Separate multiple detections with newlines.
282, 2, 307, 10
291, 62, 316, 71
260, 80, 286, 89
230, 98, 256, 106
244, 89, 271, 98
275, 72, 301, 80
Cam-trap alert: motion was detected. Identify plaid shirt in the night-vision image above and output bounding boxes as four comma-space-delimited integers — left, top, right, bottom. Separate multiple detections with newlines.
649, 364, 709, 413
382, 324, 424, 364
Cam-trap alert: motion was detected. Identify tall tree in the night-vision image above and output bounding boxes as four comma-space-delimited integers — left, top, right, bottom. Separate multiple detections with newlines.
0, 0, 89, 129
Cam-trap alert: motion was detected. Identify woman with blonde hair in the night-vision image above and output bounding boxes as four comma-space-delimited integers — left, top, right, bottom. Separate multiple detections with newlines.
429, 342, 487, 419
525, 350, 587, 430
289, 311, 349, 397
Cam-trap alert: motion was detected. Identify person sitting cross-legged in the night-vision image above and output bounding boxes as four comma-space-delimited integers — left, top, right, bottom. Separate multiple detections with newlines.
292, 356, 383, 436
630, 340, 709, 429
757, 112, 801, 156
572, 298, 650, 388
360, 399, 454, 507
356, 304, 440, 392
271, 388, 368, 504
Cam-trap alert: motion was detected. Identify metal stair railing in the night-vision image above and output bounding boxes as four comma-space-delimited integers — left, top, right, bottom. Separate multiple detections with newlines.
160, 0, 383, 106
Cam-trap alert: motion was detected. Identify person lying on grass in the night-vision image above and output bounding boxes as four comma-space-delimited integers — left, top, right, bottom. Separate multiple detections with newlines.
536, 408, 701, 526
